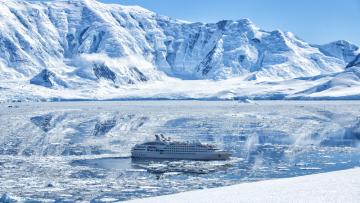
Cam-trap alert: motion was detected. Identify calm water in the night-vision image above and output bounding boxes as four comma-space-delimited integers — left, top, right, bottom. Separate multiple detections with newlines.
0, 101, 359, 202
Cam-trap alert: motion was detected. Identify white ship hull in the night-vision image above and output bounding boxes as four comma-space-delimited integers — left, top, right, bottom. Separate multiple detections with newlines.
131, 151, 230, 160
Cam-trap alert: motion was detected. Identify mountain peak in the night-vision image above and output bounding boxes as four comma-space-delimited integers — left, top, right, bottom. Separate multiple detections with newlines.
236, 18, 254, 25
315, 40, 359, 63
326, 40, 359, 51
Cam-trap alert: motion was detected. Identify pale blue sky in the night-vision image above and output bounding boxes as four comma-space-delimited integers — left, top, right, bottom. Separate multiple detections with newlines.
33, 0, 360, 45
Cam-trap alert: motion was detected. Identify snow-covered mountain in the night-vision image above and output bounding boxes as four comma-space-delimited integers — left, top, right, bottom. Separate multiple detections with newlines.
0, 0, 359, 101
315, 40, 359, 64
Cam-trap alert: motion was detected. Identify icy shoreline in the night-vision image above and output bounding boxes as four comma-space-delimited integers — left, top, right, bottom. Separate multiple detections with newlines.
126, 168, 360, 203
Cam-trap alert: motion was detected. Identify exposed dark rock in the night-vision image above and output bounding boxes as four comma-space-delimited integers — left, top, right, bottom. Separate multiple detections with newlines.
90, 31, 105, 53
78, 26, 90, 44
189, 32, 200, 51
30, 69, 56, 88
131, 67, 149, 82
252, 38, 261, 43
238, 55, 246, 63
346, 54, 360, 69
93, 64, 116, 83
196, 46, 217, 75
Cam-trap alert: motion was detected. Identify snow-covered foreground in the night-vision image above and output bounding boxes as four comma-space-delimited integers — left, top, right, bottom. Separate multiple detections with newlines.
127, 168, 360, 203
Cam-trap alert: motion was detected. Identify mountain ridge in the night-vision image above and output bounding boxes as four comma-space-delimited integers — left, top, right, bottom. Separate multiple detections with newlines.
0, 0, 359, 102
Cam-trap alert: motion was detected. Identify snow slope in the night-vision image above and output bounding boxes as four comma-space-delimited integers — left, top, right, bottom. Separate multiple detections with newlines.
0, 0, 359, 101
291, 67, 360, 99
126, 168, 360, 203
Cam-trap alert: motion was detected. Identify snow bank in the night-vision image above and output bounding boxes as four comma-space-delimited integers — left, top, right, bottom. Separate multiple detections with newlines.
126, 168, 360, 203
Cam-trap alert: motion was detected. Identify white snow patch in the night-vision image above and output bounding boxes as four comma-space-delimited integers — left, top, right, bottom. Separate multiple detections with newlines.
126, 168, 360, 203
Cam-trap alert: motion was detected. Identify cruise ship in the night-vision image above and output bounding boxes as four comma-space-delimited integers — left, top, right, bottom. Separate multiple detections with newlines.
131, 135, 231, 160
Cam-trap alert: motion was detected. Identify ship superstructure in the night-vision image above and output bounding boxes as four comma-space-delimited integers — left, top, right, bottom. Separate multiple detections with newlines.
131, 135, 231, 160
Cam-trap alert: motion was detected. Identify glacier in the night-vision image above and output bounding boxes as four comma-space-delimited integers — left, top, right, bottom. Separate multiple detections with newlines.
0, 0, 359, 101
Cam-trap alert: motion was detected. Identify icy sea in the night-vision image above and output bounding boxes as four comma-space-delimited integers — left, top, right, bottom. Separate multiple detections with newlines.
0, 101, 359, 202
